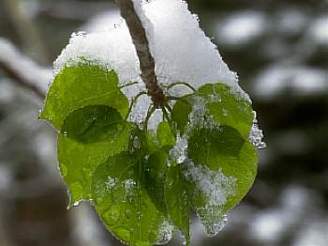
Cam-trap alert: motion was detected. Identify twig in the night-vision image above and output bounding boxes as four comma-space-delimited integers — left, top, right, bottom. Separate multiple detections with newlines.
0, 38, 51, 100
166, 82, 196, 93
115, 0, 166, 108
0, 61, 45, 100
3, 0, 49, 64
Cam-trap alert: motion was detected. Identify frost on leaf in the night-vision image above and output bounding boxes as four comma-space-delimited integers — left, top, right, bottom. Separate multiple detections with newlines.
40, 0, 263, 245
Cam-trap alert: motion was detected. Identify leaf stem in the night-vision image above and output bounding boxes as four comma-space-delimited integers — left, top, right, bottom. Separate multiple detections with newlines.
125, 91, 147, 120
119, 81, 139, 89
144, 105, 156, 132
166, 82, 196, 93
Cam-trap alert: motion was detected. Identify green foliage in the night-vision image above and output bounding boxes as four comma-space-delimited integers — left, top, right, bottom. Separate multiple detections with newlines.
41, 62, 259, 246
92, 152, 166, 246
40, 63, 129, 129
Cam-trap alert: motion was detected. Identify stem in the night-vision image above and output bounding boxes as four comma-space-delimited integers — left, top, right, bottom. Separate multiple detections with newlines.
167, 96, 190, 105
144, 105, 156, 131
125, 91, 147, 120
167, 82, 196, 93
161, 106, 171, 123
119, 81, 138, 89
115, 0, 166, 108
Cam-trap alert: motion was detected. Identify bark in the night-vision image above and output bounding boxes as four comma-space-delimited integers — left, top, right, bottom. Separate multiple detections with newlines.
115, 0, 166, 107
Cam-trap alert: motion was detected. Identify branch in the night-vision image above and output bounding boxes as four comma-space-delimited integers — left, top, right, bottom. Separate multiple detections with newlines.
115, 0, 166, 107
0, 38, 51, 100
3, 0, 49, 64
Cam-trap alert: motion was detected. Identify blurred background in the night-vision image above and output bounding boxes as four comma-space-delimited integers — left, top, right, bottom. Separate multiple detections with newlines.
0, 0, 327, 245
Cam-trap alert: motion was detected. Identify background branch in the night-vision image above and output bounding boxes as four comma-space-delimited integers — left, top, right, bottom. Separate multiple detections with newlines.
0, 38, 51, 100
2, 0, 49, 64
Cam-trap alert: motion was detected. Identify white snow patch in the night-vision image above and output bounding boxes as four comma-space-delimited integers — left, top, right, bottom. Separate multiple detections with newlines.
54, 0, 249, 127
216, 11, 267, 47
249, 113, 266, 149
169, 134, 188, 164
183, 160, 235, 236
293, 220, 328, 246
275, 8, 308, 36
254, 65, 328, 99
156, 221, 174, 245
309, 16, 328, 46
251, 186, 313, 243
183, 160, 236, 208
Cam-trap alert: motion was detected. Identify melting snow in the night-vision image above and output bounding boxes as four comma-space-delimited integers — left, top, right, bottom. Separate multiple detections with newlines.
156, 221, 174, 245
183, 160, 236, 208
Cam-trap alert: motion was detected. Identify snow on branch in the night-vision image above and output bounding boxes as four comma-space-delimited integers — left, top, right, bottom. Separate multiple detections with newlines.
115, 0, 166, 107
0, 38, 51, 99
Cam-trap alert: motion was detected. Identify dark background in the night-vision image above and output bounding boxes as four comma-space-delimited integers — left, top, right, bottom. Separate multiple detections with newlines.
0, 0, 327, 245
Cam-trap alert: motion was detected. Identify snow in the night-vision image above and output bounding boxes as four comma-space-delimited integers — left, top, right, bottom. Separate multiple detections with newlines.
249, 114, 266, 149
169, 134, 188, 164
254, 65, 328, 99
182, 159, 235, 236
156, 221, 174, 245
54, 0, 250, 126
215, 11, 267, 47
293, 220, 328, 246
275, 9, 308, 36
183, 160, 236, 208
250, 186, 313, 243
309, 16, 328, 46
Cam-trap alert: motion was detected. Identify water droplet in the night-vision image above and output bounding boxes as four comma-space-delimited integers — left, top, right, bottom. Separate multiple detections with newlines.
155, 221, 173, 245
204, 215, 228, 237
133, 136, 141, 149
105, 176, 116, 190
72, 201, 81, 207
249, 119, 266, 149
222, 108, 228, 117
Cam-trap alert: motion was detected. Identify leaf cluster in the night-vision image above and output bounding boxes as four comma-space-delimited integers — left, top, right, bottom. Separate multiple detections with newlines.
40, 62, 258, 246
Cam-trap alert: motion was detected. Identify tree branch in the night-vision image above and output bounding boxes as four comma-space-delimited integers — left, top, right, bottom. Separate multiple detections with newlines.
0, 38, 50, 100
115, 0, 166, 107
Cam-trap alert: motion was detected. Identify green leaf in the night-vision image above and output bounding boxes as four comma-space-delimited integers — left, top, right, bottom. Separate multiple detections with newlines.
144, 149, 192, 245
198, 84, 254, 137
187, 126, 257, 235
171, 99, 192, 134
61, 105, 125, 144
172, 83, 253, 137
165, 165, 191, 245
92, 152, 168, 246
157, 122, 176, 148
170, 83, 257, 236
144, 150, 168, 215
40, 62, 129, 129
58, 121, 133, 205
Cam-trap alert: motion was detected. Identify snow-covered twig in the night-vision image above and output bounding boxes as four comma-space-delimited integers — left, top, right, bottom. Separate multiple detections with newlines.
115, 0, 166, 107
0, 38, 51, 100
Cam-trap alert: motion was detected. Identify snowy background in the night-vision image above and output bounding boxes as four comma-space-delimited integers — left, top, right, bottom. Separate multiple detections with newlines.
0, 0, 327, 245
